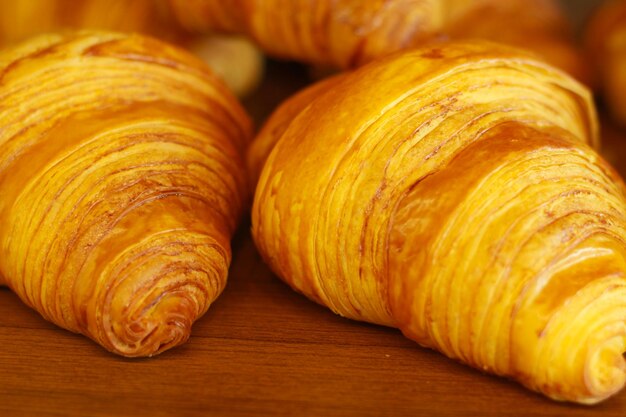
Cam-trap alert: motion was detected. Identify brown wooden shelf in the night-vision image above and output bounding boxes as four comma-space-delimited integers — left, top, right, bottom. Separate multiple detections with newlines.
1, 231, 625, 417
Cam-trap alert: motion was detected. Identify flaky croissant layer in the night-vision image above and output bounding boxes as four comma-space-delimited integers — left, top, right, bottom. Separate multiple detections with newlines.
0, 32, 252, 356
250, 41, 626, 404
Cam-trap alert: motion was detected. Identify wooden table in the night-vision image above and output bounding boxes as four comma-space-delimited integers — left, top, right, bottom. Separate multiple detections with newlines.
2, 59, 626, 417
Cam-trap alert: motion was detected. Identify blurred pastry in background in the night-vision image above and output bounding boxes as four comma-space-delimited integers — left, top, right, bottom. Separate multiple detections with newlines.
167, 0, 445, 69
0, 0, 264, 97
444, 0, 591, 85
167, 0, 588, 86
585, 0, 626, 127
187, 35, 265, 98
601, 117, 626, 176
0, 0, 164, 45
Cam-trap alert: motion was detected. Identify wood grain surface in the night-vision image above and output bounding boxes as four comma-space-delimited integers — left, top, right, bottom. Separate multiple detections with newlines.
1, 60, 626, 417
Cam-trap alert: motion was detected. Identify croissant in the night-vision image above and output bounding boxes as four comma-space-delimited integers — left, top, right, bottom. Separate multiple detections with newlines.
167, 0, 586, 82
249, 41, 626, 404
167, 0, 443, 68
0, 31, 252, 357
585, 0, 626, 127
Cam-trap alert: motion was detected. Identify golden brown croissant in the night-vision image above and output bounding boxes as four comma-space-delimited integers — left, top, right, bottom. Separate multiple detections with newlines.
167, 0, 587, 82
585, 0, 626, 127
249, 41, 626, 404
0, 31, 252, 357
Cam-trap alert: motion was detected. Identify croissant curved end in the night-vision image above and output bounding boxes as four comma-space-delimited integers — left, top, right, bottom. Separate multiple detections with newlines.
521, 274, 626, 403
105, 288, 198, 357
95, 231, 229, 357
100, 229, 230, 356
102, 273, 218, 358
580, 287, 626, 403
585, 333, 626, 403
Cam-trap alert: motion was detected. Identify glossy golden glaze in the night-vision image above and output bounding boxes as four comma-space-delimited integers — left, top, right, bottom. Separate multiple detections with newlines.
247, 73, 346, 183
168, 0, 586, 82
250, 41, 626, 403
0, 32, 252, 357
586, 0, 626, 127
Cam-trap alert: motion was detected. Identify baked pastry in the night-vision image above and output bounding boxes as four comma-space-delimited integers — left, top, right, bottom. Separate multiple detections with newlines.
585, 0, 626, 126
0, 31, 252, 357
249, 41, 626, 404
167, 0, 444, 68
187, 34, 265, 97
167, 0, 586, 82
0, 0, 264, 97
601, 117, 626, 176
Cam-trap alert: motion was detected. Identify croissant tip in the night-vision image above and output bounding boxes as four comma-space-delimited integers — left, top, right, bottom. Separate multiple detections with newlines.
101, 284, 207, 358
580, 336, 626, 404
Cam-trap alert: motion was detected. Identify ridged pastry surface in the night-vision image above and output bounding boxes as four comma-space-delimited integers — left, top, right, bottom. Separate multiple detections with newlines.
250, 41, 626, 403
0, 32, 252, 357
